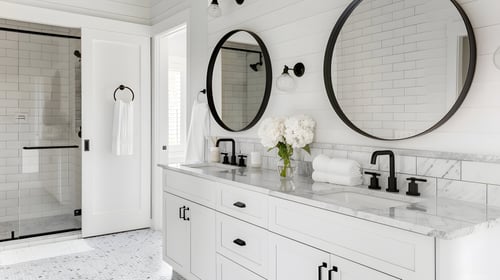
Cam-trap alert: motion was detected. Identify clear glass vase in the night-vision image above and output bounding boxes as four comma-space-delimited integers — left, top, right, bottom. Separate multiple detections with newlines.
277, 159, 297, 180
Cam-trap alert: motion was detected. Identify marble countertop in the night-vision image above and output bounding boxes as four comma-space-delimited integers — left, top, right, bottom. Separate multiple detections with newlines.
160, 163, 500, 240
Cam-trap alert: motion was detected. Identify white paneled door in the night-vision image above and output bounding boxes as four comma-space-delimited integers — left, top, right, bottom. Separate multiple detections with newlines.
81, 28, 151, 237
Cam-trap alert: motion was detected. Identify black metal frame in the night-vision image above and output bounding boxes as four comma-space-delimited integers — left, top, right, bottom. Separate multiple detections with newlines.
23, 145, 79, 150
0, 27, 80, 39
0, 228, 81, 243
221, 46, 262, 55
207, 29, 272, 132
323, 0, 477, 141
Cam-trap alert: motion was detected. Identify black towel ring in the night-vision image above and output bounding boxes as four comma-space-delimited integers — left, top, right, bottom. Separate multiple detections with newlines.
113, 85, 135, 101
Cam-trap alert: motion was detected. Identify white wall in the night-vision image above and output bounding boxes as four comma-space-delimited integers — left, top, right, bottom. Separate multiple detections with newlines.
0, 0, 150, 25
205, 0, 500, 157
151, 0, 189, 25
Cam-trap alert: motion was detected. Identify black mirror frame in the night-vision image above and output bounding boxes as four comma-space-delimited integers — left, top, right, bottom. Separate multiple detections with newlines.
323, 0, 477, 141
207, 29, 273, 132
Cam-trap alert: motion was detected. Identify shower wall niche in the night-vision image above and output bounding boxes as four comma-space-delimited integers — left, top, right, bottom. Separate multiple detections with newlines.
0, 19, 81, 241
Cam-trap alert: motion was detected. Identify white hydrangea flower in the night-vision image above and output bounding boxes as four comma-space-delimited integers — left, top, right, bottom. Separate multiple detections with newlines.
284, 115, 316, 148
258, 117, 285, 148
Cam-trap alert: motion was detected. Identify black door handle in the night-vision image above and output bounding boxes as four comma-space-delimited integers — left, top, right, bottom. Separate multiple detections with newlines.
84, 139, 90, 151
318, 262, 327, 280
328, 266, 338, 280
233, 238, 246, 247
233, 201, 246, 208
183, 207, 190, 221
179, 206, 185, 220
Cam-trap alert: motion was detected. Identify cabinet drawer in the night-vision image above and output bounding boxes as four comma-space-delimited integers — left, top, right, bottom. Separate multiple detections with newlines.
217, 254, 265, 280
216, 212, 268, 278
164, 170, 217, 208
217, 184, 268, 227
268, 197, 434, 278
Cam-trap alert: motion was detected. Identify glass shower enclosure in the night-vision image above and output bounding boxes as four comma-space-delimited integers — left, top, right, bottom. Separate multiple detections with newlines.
0, 20, 82, 241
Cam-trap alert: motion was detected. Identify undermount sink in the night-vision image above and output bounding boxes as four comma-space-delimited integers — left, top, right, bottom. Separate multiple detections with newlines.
182, 163, 240, 172
319, 191, 411, 210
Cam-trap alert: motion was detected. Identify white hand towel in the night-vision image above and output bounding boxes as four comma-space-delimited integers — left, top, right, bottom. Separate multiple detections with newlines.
22, 149, 39, 173
112, 100, 134, 156
312, 171, 362, 186
185, 99, 209, 163
312, 155, 361, 176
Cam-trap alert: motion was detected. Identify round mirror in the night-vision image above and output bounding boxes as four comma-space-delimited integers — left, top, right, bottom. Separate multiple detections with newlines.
494, 47, 500, 69
207, 30, 272, 132
324, 0, 476, 140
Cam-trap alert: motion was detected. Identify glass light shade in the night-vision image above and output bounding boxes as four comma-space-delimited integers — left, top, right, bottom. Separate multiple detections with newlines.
494, 47, 500, 70
208, 3, 222, 17
276, 73, 295, 91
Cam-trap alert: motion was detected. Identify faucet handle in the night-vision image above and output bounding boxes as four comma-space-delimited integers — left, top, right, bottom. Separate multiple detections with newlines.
406, 177, 427, 196
238, 155, 247, 167
364, 171, 381, 190
221, 153, 229, 164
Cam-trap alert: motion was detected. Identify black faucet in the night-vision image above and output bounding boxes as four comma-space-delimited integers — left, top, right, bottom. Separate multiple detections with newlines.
216, 138, 237, 165
370, 150, 399, 193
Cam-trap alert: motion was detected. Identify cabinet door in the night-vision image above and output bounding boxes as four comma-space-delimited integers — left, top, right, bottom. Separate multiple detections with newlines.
329, 254, 399, 280
189, 202, 216, 280
164, 193, 190, 271
269, 234, 330, 280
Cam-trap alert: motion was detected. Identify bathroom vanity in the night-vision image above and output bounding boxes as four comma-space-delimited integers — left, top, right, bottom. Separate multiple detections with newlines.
161, 164, 500, 280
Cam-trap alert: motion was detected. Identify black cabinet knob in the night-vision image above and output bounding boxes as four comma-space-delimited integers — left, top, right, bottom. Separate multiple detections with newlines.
233, 238, 246, 247
233, 201, 246, 208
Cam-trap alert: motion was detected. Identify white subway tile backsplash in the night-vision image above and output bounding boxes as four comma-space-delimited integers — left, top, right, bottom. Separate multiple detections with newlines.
437, 179, 487, 204
416, 157, 461, 179
462, 161, 500, 185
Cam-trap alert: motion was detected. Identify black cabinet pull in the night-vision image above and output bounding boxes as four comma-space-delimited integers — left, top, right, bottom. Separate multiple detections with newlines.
233, 201, 246, 208
179, 206, 185, 220
328, 266, 338, 280
183, 207, 190, 221
318, 262, 327, 280
233, 238, 246, 247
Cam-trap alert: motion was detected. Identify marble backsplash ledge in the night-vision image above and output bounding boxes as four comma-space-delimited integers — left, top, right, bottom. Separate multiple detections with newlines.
212, 137, 500, 207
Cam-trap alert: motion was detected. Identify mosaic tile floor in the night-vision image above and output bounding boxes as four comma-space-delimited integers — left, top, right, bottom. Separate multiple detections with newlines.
0, 229, 180, 280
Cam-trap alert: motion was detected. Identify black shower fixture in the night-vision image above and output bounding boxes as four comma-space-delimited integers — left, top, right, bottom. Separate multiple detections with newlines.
249, 54, 263, 72
73, 50, 81, 62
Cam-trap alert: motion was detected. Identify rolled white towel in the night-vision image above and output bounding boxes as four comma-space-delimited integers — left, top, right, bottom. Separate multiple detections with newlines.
312, 171, 363, 187
312, 154, 331, 171
312, 155, 361, 176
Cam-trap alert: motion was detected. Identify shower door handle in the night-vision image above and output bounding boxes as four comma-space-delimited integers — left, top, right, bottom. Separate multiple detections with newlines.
84, 139, 91, 152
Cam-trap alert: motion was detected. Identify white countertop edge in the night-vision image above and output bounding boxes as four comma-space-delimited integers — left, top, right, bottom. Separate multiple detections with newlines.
159, 164, 500, 240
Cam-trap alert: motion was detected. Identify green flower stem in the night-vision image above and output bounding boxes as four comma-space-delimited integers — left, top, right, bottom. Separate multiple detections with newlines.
269, 142, 312, 178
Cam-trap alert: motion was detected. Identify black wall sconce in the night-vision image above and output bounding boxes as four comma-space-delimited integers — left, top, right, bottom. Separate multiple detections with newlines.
208, 0, 245, 18
276, 63, 305, 91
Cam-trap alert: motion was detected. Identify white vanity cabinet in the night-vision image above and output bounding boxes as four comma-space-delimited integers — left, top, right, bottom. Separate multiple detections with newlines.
162, 168, 436, 280
268, 197, 435, 280
163, 170, 217, 280
269, 233, 398, 280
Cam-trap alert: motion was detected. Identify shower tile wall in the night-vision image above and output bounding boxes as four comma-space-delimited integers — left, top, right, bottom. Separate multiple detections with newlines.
221, 43, 266, 129
0, 20, 81, 239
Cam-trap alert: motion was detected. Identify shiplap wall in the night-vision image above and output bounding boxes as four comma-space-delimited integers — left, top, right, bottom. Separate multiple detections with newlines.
0, 0, 151, 24
151, 0, 188, 25
206, 0, 500, 156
